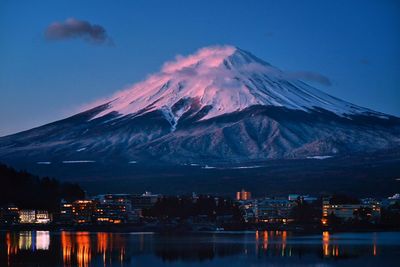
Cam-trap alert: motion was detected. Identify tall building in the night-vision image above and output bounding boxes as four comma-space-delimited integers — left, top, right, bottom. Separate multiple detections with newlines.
72, 200, 97, 224
321, 197, 330, 225
256, 198, 296, 223
60, 200, 73, 223
94, 194, 134, 224
236, 189, 251, 201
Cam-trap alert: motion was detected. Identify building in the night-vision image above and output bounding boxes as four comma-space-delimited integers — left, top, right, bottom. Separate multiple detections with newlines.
238, 200, 257, 223
19, 210, 36, 223
72, 200, 97, 224
256, 198, 296, 223
60, 200, 74, 223
321, 197, 330, 225
0, 204, 19, 224
35, 210, 51, 224
238, 196, 297, 223
18, 209, 52, 224
288, 194, 318, 203
322, 197, 381, 225
236, 189, 251, 201
1, 206, 51, 224
325, 204, 363, 220
382, 193, 400, 207
388, 193, 400, 201
130, 192, 161, 210
94, 194, 134, 224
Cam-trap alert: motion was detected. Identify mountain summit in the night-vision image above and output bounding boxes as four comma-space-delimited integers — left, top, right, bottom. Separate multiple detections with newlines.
86, 45, 385, 126
1, 45, 399, 167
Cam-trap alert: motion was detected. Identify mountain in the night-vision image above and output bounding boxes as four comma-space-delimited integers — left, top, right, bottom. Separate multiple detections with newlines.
0, 45, 399, 195
84, 46, 387, 122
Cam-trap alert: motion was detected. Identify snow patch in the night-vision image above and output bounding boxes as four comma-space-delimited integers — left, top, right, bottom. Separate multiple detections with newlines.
306, 155, 333, 160
37, 161, 51, 165
229, 165, 263, 169
160, 106, 177, 131
62, 160, 96, 164
202, 165, 216, 169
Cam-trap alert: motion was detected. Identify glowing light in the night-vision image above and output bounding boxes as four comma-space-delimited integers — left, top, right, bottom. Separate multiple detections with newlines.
76, 232, 91, 267
120, 247, 125, 263
61, 231, 73, 266
18, 231, 32, 250
373, 233, 377, 256
281, 231, 287, 256
335, 246, 339, 256
262, 231, 268, 251
6, 232, 18, 266
36, 231, 50, 250
322, 231, 330, 256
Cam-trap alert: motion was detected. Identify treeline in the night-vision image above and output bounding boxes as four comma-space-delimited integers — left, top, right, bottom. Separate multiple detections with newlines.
143, 196, 242, 220
291, 194, 400, 228
0, 163, 84, 211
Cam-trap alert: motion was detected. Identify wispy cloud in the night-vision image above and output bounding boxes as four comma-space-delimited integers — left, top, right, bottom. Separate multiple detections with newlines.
45, 18, 113, 45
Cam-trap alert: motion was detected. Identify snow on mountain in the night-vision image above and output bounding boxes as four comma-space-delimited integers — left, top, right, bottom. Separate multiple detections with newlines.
85, 45, 386, 123
1, 45, 398, 169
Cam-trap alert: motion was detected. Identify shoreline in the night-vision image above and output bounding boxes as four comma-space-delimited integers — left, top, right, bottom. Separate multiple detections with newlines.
1, 224, 399, 234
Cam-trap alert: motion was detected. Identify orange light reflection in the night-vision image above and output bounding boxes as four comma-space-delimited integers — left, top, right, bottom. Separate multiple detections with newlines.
61, 232, 73, 267
322, 231, 330, 257
76, 232, 91, 267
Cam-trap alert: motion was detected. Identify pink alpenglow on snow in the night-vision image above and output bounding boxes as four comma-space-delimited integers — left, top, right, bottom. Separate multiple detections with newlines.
84, 45, 386, 123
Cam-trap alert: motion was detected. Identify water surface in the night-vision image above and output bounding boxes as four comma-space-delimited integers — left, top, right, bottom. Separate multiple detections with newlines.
1, 230, 399, 266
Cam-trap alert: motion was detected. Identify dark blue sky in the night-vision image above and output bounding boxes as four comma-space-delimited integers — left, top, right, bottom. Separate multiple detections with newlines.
0, 0, 399, 136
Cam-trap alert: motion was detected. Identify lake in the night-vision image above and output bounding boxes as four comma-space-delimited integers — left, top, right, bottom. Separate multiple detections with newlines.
0, 230, 399, 266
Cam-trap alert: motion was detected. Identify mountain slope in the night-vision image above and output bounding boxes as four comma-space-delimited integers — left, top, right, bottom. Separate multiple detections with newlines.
85, 46, 388, 123
0, 45, 399, 167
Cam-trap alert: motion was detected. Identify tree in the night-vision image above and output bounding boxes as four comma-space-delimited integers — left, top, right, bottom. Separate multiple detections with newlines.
290, 201, 320, 224
0, 163, 85, 211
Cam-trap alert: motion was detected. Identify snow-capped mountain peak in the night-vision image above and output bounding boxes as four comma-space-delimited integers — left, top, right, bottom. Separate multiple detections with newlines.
86, 45, 383, 122
1, 45, 399, 170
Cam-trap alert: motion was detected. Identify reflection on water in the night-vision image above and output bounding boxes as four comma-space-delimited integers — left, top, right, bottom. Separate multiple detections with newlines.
322, 231, 342, 257
255, 231, 289, 257
60, 232, 128, 267
75, 232, 91, 267
0, 230, 399, 266
36, 231, 50, 250
61, 232, 72, 265
5, 231, 50, 252
18, 231, 32, 250
323, 230, 330, 256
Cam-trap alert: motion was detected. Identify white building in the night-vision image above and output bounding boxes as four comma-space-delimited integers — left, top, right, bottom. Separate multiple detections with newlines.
19, 210, 36, 223
35, 210, 51, 224
19, 210, 51, 224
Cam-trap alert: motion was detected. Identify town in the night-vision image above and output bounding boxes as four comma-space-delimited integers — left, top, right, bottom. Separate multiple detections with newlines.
1, 189, 400, 232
